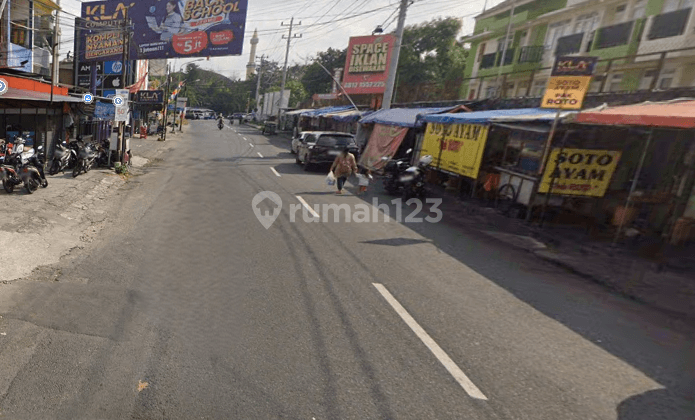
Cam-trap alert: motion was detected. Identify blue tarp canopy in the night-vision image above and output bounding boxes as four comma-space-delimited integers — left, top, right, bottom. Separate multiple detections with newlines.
422, 108, 577, 124
359, 107, 459, 128
323, 109, 374, 123
300, 105, 355, 117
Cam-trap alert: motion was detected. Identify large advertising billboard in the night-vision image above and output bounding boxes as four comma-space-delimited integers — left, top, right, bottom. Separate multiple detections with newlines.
341, 34, 395, 95
80, 0, 248, 61
421, 122, 490, 180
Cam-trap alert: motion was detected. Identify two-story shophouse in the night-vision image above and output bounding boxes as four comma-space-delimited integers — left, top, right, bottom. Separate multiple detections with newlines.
462, 0, 695, 99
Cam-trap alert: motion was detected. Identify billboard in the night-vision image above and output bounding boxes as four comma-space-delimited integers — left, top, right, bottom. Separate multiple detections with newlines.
538, 148, 621, 197
342, 34, 395, 95
541, 56, 598, 110
420, 122, 490, 179
80, 0, 248, 61
136, 90, 163, 103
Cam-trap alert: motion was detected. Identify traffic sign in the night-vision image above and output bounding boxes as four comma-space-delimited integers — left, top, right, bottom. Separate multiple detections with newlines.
0, 78, 7, 95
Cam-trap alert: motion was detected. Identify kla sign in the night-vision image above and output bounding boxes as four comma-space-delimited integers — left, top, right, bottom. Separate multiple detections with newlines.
541, 56, 598, 110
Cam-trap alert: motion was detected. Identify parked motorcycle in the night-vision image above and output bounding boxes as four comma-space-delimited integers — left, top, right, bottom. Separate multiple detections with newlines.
0, 137, 46, 194
400, 154, 433, 200
381, 148, 413, 195
72, 141, 98, 178
95, 139, 110, 168
48, 141, 78, 175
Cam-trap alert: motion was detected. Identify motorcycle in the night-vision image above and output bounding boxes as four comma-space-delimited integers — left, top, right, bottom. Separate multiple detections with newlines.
48, 141, 78, 175
95, 139, 110, 168
381, 148, 413, 195
0, 137, 46, 194
400, 154, 433, 200
218, 120, 224, 130
72, 141, 98, 178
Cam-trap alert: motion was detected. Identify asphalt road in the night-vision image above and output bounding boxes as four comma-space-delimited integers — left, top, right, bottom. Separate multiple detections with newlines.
0, 120, 693, 419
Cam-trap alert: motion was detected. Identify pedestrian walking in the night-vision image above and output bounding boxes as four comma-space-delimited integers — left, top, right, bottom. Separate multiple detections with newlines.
330, 147, 357, 195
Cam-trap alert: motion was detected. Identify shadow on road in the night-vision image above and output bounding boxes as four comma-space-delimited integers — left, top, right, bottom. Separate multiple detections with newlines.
360, 238, 433, 247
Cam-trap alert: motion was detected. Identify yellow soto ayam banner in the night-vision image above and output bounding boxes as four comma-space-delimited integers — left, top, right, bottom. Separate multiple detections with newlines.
538, 148, 622, 197
421, 123, 489, 179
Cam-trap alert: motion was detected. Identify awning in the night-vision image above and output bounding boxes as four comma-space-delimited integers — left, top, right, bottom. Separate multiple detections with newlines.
300, 105, 354, 117
34, 0, 60, 14
1, 87, 84, 103
284, 108, 314, 116
359, 106, 459, 128
422, 108, 576, 124
322, 109, 374, 123
573, 100, 695, 128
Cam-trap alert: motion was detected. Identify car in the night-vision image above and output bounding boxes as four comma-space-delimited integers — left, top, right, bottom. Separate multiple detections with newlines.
291, 131, 314, 154
296, 132, 359, 171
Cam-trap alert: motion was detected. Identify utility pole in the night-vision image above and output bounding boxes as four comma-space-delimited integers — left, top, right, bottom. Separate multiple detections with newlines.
50, 1, 60, 104
118, 8, 130, 163
494, 0, 516, 98
255, 54, 264, 111
381, 0, 409, 110
161, 63, 170, 141
277, 18, 301, 124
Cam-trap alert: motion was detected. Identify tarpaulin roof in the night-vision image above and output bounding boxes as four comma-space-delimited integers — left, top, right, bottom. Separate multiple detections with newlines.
573, 100, 695, 128
422, 108, 576, 124
284, 108, 314, 116
300, 106, 354, 117
323, 109, 374, 123
359, 107, 459, 128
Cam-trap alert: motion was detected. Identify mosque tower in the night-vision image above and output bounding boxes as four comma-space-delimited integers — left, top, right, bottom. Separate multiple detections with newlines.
246, 29, 259, 81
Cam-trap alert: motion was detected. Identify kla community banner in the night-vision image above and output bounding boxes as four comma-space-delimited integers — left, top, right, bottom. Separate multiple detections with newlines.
538, 148, 621, 197
359, 124, 409, 171
421, 123, 489, 179
80, 0, 248, 61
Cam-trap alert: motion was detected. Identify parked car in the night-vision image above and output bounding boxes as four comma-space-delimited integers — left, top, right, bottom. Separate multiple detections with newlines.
291, 131, 314, 154
296, 132, 359, 171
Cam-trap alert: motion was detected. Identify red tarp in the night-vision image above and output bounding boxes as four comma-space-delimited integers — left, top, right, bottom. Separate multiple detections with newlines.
575, 100, 695, 128
359, 124, 409, 171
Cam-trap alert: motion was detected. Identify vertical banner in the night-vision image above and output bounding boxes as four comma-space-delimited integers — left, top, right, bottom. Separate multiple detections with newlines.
420, 123, 489, 179
359, 124, 409, 170
541, 56, 598, 109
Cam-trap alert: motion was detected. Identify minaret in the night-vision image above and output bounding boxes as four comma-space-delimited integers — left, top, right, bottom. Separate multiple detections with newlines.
246, 29, 259, 81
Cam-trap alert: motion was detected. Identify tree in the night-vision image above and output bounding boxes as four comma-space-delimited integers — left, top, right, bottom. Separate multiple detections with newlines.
394, 18, 467, 102
300, 48, 347, 96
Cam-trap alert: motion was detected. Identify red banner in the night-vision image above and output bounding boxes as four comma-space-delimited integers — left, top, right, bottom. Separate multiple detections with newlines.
210, 30, 234, 45
359, 124, 408, 171
342, 34, 395, 95
172, 32, 208, 55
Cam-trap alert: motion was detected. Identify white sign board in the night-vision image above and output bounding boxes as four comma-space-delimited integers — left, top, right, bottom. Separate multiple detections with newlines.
115, 105, 128, 122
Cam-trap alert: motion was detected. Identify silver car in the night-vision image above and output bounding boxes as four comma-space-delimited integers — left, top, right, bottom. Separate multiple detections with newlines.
291, 131, 313, 154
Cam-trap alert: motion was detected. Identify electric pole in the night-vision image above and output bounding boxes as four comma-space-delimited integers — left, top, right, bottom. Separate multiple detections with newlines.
255, 54, 264, 112
381, 0, 409, 110
277, 18, 301, 124
119, 8, 130, 163
50, 0, 60, 104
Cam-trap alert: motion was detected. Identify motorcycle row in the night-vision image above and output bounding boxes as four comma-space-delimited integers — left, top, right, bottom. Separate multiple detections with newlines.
0, 135, 111, 194
381, 149, 434, 200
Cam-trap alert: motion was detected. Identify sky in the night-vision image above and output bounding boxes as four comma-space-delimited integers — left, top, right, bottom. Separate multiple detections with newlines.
59, 0, 504, 80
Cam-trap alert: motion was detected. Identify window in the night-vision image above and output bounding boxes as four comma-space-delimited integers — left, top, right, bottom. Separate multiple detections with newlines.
609, 73, 623, 92
497, 35, 513, 51
658, 69, 676, 89
614, 4, 628, 23
574, 12, 600, 34
639, 69, 658, 90
545, 20, 571, 51
316, 135, 354, 147
10, 1, 31, 49
532, 79, 547, 96
663, 0, 693, 12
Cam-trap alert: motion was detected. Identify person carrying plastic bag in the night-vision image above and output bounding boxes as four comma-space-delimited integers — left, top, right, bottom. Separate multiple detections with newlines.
329, 147, 357, 195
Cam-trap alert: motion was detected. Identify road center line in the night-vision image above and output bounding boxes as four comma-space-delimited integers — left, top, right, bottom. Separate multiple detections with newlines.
372, 283, 488, 400
257, 152, 264, 158
249, 143, 254, 148
271, 167, 281, 177
295, 196, 320, 219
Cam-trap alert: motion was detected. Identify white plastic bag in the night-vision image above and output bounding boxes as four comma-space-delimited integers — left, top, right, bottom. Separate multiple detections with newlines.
356, 173, 369, 186
326, 171, 336, 186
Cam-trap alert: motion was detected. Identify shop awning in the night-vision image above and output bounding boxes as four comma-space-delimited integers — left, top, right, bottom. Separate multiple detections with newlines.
323, 109, 373, 123
359, 106, 459, 128
300, 106, 354, 117
573, 100, 695, 128
1, 87, 83, 103
422, 107, 575, 124
284, 108, 314, 116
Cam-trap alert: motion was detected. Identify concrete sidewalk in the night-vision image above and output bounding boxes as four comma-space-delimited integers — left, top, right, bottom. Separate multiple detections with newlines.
0, 131, 182, 282
432, 187, 695, 322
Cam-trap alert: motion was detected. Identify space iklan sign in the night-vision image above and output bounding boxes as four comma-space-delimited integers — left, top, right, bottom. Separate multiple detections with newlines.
342, 34, 395, 95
